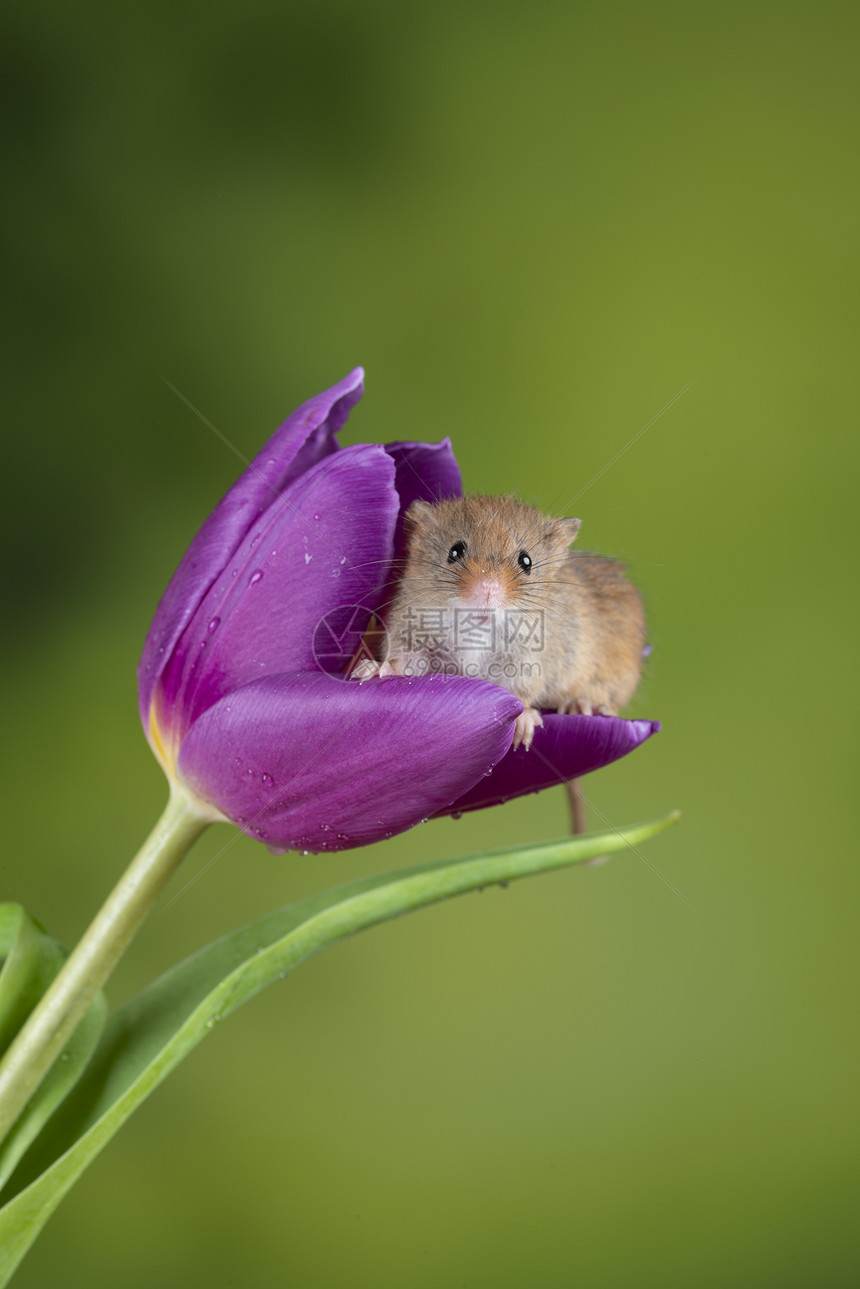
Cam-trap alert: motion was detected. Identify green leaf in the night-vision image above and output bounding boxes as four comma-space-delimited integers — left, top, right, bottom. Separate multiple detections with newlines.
0, 813, 679, 1283
0, 907, 61, 1059
0, 906, 107, 1195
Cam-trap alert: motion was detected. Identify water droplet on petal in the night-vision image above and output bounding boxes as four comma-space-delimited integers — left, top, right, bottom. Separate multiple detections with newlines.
451, 811, 463, 820
249, 569, 263, 585
208, 616, 221, 634
261, 772, 273, 787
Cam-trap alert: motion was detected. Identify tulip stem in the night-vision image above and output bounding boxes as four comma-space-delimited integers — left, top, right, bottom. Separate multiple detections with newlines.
0, 789, 208, 1147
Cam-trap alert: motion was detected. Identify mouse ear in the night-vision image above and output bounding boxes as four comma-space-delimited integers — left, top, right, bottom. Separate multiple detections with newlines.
404, 499, 435, 527
551, 517, 582, 546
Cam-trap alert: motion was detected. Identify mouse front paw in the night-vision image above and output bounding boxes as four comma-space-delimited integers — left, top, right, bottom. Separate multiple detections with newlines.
349, 659, 394, 682
512, 707, 543, 751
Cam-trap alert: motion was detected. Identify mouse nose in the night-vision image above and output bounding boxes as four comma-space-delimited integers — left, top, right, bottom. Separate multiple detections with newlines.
473, 577, 506, 608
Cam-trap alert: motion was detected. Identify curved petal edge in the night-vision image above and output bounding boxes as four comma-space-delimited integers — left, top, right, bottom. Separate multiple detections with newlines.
177, 671, 523, 852
138, 369, 365, 731
436, 714, 661, 816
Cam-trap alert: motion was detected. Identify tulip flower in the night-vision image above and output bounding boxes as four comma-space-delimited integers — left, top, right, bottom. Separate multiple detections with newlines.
0, 367, 672, 1231
137, 368, 659, 852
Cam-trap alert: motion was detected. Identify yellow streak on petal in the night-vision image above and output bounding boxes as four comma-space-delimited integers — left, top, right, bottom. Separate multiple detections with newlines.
149, 701, 178, 778
148, 701, 229, 826
147, 701, 227, 825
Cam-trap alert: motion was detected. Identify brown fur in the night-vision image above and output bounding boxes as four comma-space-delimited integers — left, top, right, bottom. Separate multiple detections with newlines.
383, 494, 646, 719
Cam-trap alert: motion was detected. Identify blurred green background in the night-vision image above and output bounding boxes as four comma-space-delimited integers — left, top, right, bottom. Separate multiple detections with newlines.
2, 1, 858, 1285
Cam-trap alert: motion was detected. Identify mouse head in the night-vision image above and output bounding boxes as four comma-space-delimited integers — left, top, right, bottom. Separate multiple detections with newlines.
402, 495, 581, 609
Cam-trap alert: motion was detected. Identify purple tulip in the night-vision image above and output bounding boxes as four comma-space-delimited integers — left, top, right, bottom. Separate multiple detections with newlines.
138, 369, 659, 853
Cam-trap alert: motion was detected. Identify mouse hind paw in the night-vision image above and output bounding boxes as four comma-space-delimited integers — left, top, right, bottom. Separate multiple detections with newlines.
557, 696, 617, 717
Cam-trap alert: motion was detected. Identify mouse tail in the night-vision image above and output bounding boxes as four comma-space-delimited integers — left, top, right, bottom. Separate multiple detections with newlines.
566, 777, 587, 835
565, 778, 610, 866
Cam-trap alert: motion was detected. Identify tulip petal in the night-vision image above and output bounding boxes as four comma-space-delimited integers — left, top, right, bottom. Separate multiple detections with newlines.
139, 368, 365, 730
384, 438, 462, 558
436, 714, 661, 816
154, 444, 398, 746
176, 671, 523, 851
370, 438, 462, 620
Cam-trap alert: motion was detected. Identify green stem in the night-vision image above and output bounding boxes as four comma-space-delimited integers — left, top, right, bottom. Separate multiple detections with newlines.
0, 789, 208, 1145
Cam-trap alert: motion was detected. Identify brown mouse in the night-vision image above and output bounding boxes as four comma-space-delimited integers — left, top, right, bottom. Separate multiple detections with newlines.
363, 493, 649, 838
353, 495, 647, 787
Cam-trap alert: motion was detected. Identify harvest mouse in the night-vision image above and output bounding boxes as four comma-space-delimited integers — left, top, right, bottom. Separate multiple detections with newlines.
352, 494, 646, 826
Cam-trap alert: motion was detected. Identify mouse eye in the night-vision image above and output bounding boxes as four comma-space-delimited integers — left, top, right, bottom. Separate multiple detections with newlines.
447, 540, 467, 563
517, 550, 532, 574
